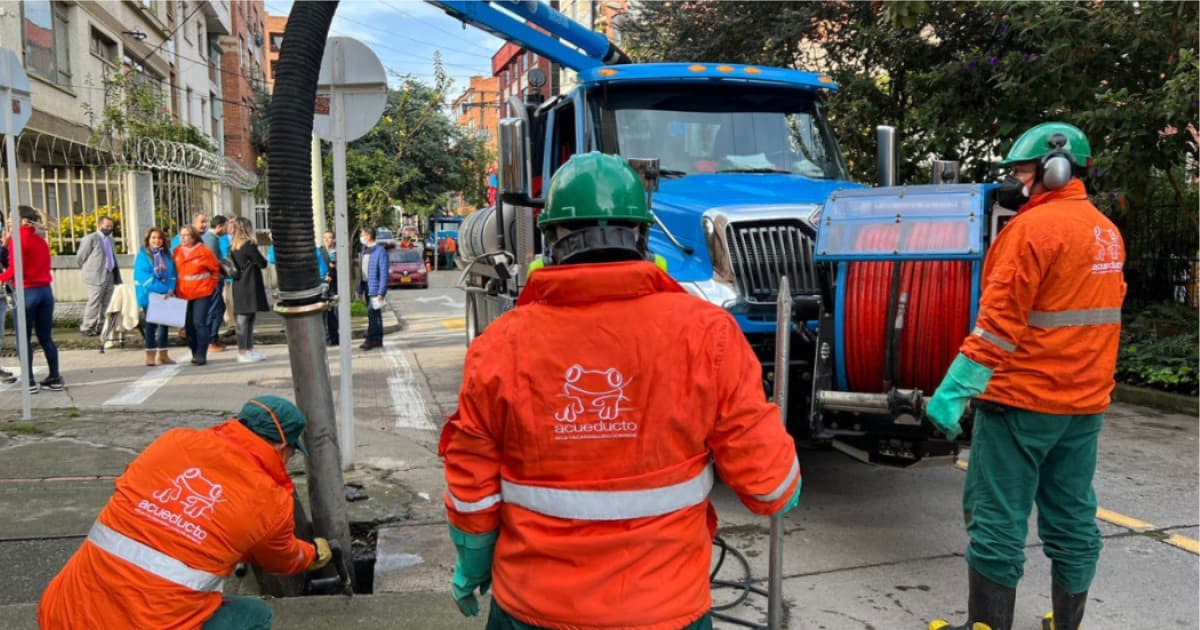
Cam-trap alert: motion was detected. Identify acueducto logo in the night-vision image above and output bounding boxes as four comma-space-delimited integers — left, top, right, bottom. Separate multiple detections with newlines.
137, 467, 226, 544
553, 364, 638, 440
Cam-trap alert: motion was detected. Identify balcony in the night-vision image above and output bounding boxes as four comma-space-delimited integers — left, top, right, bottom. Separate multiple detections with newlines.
202, 0, 232, 36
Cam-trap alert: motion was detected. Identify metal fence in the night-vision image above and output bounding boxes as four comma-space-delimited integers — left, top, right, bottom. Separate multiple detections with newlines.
1113, 202, 1199, 308
153, 170, 219, 237
0, 135, 127, 254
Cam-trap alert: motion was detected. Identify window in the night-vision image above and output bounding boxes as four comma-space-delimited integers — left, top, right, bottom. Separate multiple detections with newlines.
270, 32, 283, 51
89, 27, 117, 66
196, 22, 204, 49
185, 87, 193, 124
209, 93, 219, 139
123, 54, 164, 101
23, 1, 71, 87
269, 60, 278, 80
239, 35, 246, 67
182, 2, 191, 42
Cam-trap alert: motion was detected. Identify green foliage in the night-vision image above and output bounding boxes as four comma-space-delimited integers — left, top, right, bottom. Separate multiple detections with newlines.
622, 0, 1200, 301
321, 57, 492, 233
350, 301, 368, 317
1117, 303, 1199, 396
250, 87, 272, 155
46, 206, 122, 255
84, 71, 216, 153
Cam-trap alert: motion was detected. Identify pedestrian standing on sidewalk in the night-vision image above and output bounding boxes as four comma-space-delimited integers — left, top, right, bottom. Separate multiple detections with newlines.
173, 226, 220, 366
133, 227, 177, 367
76, 215, 120, 337
204, 215, 230, 355
0, 225, 11, 380
317, 230, 339, 346
0, 205, 63, 392
229, 217, 269, 363
219, 223, 237, 341
926, 123, 1125, 630
170, 212, 208, 252
38, 395, 333, 629
440, 153, 801, 629
359, 226, 388, 351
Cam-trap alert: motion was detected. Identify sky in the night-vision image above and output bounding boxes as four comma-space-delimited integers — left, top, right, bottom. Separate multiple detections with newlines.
263, 0, 506, 94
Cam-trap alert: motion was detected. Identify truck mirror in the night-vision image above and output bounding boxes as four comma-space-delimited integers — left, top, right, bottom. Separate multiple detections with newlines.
499, 118, 532, 204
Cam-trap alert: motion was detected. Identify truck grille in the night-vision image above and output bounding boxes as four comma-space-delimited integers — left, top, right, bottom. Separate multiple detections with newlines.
725, 221, 818, 303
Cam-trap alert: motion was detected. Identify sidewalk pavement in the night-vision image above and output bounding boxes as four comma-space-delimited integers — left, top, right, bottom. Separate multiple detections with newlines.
0, 301, 481, 628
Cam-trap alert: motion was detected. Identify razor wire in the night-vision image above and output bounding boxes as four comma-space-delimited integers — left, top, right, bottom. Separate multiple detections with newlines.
122, 136, 259, 190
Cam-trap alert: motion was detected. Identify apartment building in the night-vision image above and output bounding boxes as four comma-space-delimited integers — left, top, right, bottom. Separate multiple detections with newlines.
219, 0, 265, 176
264, 11, 285, 93
556, 0, 629, 93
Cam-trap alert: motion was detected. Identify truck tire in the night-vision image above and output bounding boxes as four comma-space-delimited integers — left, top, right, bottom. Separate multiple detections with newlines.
465, 292, 479, 346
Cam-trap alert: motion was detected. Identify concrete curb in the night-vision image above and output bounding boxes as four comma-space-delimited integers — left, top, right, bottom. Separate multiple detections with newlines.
1114, 383, 1199, 416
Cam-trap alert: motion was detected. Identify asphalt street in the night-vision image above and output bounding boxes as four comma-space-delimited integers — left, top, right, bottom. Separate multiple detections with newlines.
0, 269, 1196, 629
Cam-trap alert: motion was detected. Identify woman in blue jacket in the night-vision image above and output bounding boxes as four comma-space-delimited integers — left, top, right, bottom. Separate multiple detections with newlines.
134, 227, 178, 366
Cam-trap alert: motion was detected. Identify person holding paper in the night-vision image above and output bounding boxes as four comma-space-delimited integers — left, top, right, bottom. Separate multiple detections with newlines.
174, 226, 221, 366
134, 227, 178, 367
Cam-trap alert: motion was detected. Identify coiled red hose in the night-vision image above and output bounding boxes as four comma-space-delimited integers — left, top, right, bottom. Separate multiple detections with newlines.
844, 223, 972, 393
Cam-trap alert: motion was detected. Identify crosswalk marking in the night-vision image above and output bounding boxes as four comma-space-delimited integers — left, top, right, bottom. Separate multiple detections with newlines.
102, 354, 191, 407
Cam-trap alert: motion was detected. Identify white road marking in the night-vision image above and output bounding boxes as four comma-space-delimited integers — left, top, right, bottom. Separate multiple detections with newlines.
381, 339, 434, 430
414, 294, 464, 309
102, 354, 191, 406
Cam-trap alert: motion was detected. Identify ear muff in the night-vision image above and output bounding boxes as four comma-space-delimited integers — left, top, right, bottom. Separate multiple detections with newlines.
1040, 133, 1073, 190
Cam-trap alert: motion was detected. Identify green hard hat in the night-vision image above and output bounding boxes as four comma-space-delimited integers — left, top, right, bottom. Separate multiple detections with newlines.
539, 152, 652, 228
1000, 122, 1092, 167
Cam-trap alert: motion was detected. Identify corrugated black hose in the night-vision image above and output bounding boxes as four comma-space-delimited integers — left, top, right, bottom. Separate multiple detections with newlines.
268, 0, 338, 305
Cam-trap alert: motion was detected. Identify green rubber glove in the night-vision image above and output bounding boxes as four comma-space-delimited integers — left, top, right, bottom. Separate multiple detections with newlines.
778, 478, 802, 514
925, 353, 994, 441
449, 525, 498, 617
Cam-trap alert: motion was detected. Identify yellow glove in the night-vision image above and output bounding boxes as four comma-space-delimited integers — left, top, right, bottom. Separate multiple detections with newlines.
308, 537, 332, 571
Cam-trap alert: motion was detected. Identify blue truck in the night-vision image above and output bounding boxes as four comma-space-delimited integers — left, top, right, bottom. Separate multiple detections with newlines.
444, 1, 999, 465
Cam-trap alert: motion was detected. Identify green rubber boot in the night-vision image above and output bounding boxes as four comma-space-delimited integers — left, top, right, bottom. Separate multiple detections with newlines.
928, 568, 1016, 630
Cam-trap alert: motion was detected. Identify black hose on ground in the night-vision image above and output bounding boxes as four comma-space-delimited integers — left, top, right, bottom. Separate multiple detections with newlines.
267, 1, 338, 305
711, 536, 774, 629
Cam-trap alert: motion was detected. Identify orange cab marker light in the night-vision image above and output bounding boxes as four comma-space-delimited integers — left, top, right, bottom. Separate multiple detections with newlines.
598, 68, 618, 76
688, 64, 707, 72
744, 67, 762, 75
716, 65, 734, 73
818, 75, 835, 84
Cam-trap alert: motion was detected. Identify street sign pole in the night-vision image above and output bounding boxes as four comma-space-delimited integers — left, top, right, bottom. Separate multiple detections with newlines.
313, 37, 387, 471
0, 51, 33, 419
330, 41, 354, 470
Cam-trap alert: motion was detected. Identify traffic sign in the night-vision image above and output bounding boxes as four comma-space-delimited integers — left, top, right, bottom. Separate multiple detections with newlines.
313, 37, 387, 142
0, 49, 32, 136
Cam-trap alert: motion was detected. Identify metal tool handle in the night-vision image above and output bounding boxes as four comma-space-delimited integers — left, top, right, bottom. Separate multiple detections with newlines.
768, 277, 793, 630
307, 539, 353, 596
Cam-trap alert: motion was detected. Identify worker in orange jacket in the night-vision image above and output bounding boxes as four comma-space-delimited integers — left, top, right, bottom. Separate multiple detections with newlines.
927, 123, 1125, 630
39, 396, 333, 629
440, 152, 801, 630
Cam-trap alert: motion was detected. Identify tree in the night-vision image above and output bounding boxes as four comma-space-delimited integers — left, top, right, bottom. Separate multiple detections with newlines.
322, 59, 492, 232
85, 70, 216, 153
623, 0, 1199, 302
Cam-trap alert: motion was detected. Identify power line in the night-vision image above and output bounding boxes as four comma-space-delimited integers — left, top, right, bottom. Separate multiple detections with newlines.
143, 2, 206, 61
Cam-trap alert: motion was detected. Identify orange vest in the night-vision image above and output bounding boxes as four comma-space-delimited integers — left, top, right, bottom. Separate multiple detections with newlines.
38, 421, 315, 629
961, 180, 1126, 414
173, 244, 220, 300
440, 261, 800, 630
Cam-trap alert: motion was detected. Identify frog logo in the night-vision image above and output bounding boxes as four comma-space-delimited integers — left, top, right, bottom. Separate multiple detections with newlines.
555, 364, 632, 423
1092, 226, 1123, 274
151, 467, 225, 520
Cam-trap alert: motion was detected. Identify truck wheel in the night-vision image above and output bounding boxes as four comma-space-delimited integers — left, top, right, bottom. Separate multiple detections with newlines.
465, 293, 479, 346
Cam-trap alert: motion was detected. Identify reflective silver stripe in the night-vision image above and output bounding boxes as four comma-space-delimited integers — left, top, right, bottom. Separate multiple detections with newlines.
183, 273, 212, 281
753, 456, 800, 503
87, 522, 225, 592
448, 491, 501, 514
1028, 308, 1121, 327
971, 327, 1017, 353
502, 464, 713, 521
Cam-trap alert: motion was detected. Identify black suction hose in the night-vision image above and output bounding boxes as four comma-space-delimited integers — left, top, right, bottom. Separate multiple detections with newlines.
268, 1, 338, 305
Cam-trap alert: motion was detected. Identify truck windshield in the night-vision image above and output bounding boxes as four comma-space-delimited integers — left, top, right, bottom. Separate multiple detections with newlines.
590, 84, 849, 180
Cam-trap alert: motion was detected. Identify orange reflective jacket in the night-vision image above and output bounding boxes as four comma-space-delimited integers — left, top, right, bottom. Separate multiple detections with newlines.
962, 180, 1126, 414
39, 421, 315, 629
173, 244, 220, 300
440, 261, 800, 630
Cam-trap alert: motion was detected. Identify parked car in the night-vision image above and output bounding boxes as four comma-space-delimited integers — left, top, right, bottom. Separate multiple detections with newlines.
387, 247, 428, 288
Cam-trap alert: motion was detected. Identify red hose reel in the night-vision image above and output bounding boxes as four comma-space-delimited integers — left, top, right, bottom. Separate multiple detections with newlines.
842, 223, 972, 394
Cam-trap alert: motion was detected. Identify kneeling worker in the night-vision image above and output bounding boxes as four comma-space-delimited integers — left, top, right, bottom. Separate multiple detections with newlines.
441, 152, 802, 629
39, 396, 333, 629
